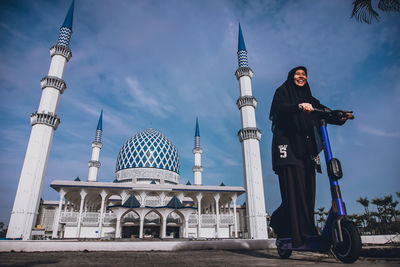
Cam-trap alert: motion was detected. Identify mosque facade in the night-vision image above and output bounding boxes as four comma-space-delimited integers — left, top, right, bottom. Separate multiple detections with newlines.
39, 122, 247, 239
7, 1, 268, 240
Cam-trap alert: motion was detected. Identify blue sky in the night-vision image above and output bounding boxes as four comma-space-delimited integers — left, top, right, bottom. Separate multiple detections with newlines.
0, 0, 399, 225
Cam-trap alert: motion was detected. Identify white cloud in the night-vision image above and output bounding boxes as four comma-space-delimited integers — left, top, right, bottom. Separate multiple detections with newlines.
358, 125, 400, 138
125, 77, 174, 118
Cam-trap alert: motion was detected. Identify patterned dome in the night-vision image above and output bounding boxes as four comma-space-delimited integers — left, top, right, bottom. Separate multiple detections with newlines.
116, 129, 180, 174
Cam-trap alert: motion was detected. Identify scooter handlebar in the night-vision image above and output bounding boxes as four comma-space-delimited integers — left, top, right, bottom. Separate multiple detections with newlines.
298, 106, 355, 120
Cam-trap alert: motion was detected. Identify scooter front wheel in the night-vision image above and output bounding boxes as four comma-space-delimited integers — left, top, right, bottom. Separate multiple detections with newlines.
332, 221, 361, 263
276, 240, 292, 259
277, 246, 292, 259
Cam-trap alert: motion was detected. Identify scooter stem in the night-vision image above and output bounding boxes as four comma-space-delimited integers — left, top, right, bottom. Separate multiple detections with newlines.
320, 120, 346, 216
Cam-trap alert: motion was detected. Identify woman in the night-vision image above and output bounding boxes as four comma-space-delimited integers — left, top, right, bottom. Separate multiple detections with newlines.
269, 66, 351, 248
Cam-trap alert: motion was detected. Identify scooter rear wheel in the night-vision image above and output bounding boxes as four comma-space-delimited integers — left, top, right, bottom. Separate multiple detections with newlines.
332, 221, 361, 263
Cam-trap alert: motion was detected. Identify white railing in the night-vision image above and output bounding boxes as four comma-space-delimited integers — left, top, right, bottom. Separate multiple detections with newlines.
60, 212, 79, 225
196, 214, 234, 226
58, 212, 234, 228
189, 214, 198, 226
201, 214, 216, 225
219, 214, 234, 225
103, 213, 116, 225
82, 212, 100, 225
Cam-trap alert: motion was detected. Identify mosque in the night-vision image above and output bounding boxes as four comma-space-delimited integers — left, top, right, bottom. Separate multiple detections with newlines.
6, 1, 268, 240
36, 119, 248, 239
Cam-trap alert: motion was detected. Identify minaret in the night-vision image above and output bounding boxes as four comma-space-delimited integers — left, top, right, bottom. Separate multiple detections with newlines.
192, 117, 203, 185
7, 1, 75, 240
88, 110, 103, 182
235, 23, 268, 239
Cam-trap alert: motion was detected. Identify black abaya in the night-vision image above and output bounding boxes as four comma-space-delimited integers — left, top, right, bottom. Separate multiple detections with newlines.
270, 160, 318, 247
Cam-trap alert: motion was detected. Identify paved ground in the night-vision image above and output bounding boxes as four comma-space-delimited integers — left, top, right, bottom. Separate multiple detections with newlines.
0, 248, 399, 266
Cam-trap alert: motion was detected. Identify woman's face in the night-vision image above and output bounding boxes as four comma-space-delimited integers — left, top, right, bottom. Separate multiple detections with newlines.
293, 69, 307, 87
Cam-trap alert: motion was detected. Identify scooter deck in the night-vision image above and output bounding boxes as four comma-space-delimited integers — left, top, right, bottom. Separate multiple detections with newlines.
277, 236, 331, 252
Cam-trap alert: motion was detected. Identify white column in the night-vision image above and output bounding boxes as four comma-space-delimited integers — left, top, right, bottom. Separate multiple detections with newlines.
77, 190, 87, 238
184, 217, 189, 238
161, 216, 167, 238
99, 190, 107, 238
232, 194, 238, 238
6, 41, 72, 240
214, 194, 220, 238
193, 118, 203, 185
115, 217, 121, 238
196, 193, 202, 238
88, 142, 102, 182
139, 218, 144, 239
51, 189, 65, 238
236, 66, 268, 239
64, 199, 68, 212
192, 148, 203, 185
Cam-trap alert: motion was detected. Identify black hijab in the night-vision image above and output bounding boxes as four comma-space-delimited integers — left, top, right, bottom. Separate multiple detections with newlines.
269, 66, 321, 157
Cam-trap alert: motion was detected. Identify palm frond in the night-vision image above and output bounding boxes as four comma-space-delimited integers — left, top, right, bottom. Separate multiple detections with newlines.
378, 0, 400, 12
351, 0, 380, 24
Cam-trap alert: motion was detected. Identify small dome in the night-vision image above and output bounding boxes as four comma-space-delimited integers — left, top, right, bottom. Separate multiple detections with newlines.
115, 129, 180, 184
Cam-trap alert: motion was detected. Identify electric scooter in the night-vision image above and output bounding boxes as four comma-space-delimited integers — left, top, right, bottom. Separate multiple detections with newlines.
276, 108, 362, 263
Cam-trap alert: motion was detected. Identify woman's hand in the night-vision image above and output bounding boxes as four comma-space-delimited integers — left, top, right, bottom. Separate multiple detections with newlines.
299, 103, 314, 113
341, 112, 354, 121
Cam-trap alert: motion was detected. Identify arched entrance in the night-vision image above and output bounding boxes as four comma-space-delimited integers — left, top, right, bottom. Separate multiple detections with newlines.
166, 211, 183, 238
144, 210, 161, 238
121, 210, 140, 238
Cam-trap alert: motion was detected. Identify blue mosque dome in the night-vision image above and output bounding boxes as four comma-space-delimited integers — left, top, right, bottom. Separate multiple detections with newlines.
115, 128, 180, 184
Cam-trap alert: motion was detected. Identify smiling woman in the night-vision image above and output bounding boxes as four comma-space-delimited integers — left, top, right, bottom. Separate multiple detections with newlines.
268, 66, 351, 248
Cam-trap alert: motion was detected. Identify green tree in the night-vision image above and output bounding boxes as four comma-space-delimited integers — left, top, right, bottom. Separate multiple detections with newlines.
0, 222, 6, 238
371, 195, 400, 234
351, 0, 400, 24
357, 197, 370, 214
347, 213, 364, 231
356, 197, 371, 233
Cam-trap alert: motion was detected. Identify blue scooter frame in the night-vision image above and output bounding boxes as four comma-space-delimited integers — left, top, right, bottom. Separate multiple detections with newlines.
276, 108, 361, 263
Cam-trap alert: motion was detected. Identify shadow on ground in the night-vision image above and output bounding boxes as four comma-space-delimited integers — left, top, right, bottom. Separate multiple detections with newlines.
361, 246, 400, 258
